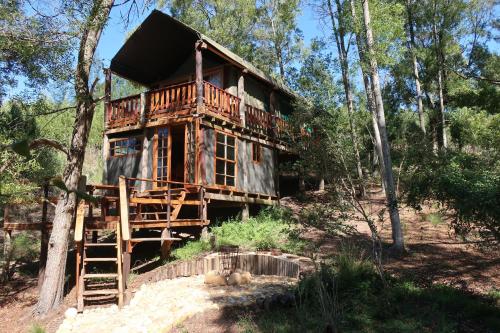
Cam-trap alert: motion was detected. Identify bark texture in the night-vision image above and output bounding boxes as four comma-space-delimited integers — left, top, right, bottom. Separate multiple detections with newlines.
405, 0, 426, 134
362, 0, 404, 252
35, 0, 115, 315
327, 0, 364, 193
349, 0, 386, 193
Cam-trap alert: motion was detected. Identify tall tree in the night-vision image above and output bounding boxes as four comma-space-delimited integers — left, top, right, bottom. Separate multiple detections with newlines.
167, 0, 259, 61
325, 0, 364, 194
404, 0, 425, 134
254, 0, 303, 81
348, 0, 386, 192
35, 0, 115, 314
361, 0, 404, 252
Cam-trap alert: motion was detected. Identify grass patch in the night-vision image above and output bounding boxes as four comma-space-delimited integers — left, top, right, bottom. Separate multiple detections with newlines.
171, 240, 211, 261
426, 212, 444, 226
240, 244, 500, 333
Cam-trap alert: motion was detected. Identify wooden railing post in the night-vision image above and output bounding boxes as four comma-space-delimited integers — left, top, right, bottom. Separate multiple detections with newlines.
139, 92, 146, 126
238, 70, 246, 126
118, 176, 130, 241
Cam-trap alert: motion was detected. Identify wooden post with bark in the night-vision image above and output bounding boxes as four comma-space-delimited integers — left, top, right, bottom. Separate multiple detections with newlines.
195, 40, 206, 112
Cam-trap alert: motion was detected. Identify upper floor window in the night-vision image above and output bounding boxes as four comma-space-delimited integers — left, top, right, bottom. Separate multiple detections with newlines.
110, 137, 142, 157
252, 142, 261, 163
215, 131, 236, 187
204, 70, 223, 88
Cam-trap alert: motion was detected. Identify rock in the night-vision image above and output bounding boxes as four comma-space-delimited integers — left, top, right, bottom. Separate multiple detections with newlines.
227, 272, 242, 286
204, 270, 226, 285
64, 307, 78, 319
240, 271, 252, 284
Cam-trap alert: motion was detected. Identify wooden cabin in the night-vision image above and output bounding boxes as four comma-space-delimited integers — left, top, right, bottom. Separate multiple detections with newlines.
104, 10, 295, 222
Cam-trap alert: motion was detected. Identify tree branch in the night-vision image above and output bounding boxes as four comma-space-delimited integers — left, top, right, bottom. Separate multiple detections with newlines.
29, 139, 69, 156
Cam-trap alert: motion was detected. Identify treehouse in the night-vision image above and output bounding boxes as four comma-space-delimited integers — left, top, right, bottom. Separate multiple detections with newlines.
63, 10, 297, 310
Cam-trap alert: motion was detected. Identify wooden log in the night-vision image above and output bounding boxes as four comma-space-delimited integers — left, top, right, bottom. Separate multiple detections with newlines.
119, 176, 130, 241
195, 41, 204, 110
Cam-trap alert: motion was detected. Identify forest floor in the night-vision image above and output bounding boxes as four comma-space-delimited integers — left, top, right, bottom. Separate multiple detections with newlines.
0, 188, 498, 333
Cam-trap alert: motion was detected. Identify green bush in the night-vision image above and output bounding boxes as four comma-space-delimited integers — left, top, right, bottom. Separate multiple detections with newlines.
211, 207, 307, 253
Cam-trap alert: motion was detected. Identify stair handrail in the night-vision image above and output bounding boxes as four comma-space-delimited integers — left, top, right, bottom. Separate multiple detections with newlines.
118, 175, 131, 241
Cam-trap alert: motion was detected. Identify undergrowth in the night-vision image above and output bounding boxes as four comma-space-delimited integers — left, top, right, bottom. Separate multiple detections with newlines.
171, 207, 309, 260
240, 243, 500, 333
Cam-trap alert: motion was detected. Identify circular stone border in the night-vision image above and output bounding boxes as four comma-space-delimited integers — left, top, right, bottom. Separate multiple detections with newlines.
145, 251, 313, 283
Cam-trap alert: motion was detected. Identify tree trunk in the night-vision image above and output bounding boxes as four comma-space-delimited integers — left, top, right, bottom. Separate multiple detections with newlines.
432, 6, 447, 149
327, 0, 364, 195
405, 0, 425, 134
362, 0, 404, 253
35, 0, 115, 315
349, 0, 385, 194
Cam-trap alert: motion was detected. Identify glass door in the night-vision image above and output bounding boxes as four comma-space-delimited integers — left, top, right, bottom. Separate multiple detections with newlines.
155, 127, 169, 187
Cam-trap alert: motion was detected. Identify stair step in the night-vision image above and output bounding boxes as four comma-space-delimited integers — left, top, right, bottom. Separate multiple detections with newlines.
83, 273, 118, 279
130, 237, 181, 242
83, 289, 119, 296
84, 258, 117, 262
84, 243, 117, 247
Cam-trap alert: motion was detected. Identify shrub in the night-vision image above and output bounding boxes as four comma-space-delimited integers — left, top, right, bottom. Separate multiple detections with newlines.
171, 240, 211, 261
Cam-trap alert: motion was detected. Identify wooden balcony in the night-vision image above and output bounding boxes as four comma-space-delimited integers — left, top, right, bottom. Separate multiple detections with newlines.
106, 81, 290, 141
245, 104, 291, 139
106, 81, 240, 129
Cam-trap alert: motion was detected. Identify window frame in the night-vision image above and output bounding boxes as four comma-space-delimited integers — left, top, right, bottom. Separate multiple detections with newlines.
109, 136, 142, 158
251, 142, 262, 164
214, 130, 237, 188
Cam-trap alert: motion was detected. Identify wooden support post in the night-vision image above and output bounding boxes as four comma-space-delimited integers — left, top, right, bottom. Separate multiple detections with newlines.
139, 92, 146, 126
195, 40, 206, 111
139, 133, 150, 192
160, 228, 171, 260
238, 70, 247, 127
104, 68, 111, 127
241, 203, 250, 221
118, 176, 130, 241
167, 184, 171, 229
116, 215, 124, 308
38, 183, 49, 286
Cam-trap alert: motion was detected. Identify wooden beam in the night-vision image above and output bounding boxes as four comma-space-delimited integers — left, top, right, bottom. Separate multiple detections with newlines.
74, 202, 86, 242
205, 192, 277, 205
119, 176, 130, 241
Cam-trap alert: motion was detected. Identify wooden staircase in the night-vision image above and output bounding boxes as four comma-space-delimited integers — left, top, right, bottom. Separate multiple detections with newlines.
75, 202, 124, 311
74, 176, 205, 311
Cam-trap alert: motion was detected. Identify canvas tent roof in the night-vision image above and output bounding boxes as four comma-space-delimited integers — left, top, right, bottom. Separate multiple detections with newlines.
110, 10, 294, 97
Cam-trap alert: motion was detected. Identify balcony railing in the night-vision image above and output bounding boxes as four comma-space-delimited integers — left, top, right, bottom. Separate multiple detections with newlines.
106, 81, 290, 140
245, 104, 291, 139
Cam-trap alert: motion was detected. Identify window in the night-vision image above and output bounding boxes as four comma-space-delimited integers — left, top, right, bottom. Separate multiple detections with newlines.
252, 142, 261, 163
110, 137, 142, 157
215, 131, 236, 187
203, 70, 223, 88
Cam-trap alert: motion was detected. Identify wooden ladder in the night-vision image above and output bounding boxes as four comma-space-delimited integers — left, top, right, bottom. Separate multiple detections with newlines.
75, 204, 125, 312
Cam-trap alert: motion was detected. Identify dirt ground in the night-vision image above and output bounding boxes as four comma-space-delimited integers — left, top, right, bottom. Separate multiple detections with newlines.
1, 189, 498, 333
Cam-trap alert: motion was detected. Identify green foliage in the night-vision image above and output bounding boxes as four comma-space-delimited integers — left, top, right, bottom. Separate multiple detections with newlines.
28, 324, 46, 333
11, 232, 40, 263
171, 240, 211, 261
244, 244, 500, 332
403, 150, 500, 243
210, 207, 307, 253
